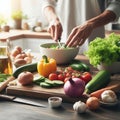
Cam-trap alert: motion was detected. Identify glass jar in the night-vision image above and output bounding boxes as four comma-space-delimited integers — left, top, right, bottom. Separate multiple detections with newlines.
0, 40, 13, 74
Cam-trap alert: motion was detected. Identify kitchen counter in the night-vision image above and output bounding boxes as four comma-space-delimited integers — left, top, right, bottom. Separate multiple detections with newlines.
0, 93, 120, 120
0, 29, 52, 41
0, 29, 120, 41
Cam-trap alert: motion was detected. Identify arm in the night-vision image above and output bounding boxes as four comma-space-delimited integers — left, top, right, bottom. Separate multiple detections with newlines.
42, 1, 63, 41
66, 10, 116, 47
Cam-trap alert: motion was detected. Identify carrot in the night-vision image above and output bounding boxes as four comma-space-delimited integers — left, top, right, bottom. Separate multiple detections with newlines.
90, 83, 120, 99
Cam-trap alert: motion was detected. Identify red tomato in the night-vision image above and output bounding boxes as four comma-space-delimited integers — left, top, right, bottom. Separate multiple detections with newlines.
58, 74, 65, 81
80, 72, 92, 84
48, 73, 58, 80
64, 77, 70, 83
65, 72, 72, 78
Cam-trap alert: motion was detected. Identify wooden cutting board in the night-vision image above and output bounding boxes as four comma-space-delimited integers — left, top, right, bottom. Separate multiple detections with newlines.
6, 74, 120, 103
5, 55, 120, 103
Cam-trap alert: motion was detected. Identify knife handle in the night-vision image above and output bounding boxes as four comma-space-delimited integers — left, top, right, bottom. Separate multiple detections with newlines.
0, 94, 15, 100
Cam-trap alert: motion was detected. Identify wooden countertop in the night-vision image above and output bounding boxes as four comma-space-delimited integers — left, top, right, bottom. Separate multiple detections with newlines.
0, 30, 52, 41
0, 29, 120, 41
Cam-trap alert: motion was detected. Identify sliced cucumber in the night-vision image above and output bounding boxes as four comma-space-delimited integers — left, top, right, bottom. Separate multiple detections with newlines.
53, 80, 64, 86
40, 82, 53, 88
33, 76, 45, 83
45, 79, 54, 86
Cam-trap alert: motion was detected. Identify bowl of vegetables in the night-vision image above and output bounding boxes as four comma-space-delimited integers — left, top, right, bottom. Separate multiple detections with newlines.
39, 42, 79, 65
85, 33, 120, 74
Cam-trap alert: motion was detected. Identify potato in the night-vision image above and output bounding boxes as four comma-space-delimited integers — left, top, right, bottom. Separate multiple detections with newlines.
14, 59, 27, 67
17, 71, 34, 85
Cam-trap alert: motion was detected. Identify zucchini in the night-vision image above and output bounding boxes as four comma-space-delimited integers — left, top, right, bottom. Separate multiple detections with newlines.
85, 70, 111, 94
13, 62, 37, 78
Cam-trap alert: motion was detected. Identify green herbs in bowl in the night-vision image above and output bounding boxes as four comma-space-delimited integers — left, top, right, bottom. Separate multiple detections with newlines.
85, 33, 120, 74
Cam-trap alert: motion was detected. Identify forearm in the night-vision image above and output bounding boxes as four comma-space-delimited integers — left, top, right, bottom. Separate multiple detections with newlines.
44, 6, 58, 23
88, 10, 116, 29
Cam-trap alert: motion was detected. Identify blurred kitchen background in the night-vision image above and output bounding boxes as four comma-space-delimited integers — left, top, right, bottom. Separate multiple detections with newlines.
0, 0, 120, 31
0, 0, 48, 31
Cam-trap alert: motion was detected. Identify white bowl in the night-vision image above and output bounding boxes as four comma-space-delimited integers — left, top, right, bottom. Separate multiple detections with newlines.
39, 43, 79, 65
48, 97, 62, 108
97, 62, 120, 74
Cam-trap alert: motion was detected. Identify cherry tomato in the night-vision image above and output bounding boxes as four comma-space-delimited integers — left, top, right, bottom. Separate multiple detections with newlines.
48, 73, 58, 80
80, 72, 92, 84
65, 72, 72, 78
64, 77, 70, 83
58, 74, 65, 81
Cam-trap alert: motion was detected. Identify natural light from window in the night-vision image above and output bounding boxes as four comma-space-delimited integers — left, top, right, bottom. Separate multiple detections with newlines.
0, 0, 11, 18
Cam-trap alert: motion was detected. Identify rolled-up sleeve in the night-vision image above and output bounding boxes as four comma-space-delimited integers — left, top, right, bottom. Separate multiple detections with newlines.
106, 0, 120, 19
41, 0, 56, 13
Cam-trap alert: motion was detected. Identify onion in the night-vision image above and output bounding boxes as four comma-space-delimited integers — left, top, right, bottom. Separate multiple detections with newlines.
63, 78, 85, 98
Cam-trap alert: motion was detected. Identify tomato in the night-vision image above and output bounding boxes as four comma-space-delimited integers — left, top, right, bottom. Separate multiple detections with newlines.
64, 77, 70, 83
80, 72, 92, 84
48, 73, 58, 80
58, 74, 65, 81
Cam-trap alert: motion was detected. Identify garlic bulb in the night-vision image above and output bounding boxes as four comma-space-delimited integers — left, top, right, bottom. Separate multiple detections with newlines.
73, 101, 87, 113
101, 90, 117, 103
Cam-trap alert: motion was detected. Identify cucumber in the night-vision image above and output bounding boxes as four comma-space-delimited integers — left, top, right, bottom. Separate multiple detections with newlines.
85, 70, 111, 94
80, 62, 90, 72
13, 62, 37, 78
70, 60, 90, 72
53, 80, 64, 86
40, 82, 52, 88
33, 76, 45, 85
45, 79, 55, 86
70, 63, 85, 71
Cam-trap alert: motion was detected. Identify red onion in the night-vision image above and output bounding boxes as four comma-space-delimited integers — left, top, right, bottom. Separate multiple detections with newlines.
64, 78, 85, 98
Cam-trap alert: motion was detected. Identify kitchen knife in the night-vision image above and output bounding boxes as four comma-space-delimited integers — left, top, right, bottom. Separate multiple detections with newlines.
0, 94, 47, 108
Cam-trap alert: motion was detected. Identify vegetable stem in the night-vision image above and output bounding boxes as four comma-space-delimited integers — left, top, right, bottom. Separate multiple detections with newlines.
42, 55, 49, 63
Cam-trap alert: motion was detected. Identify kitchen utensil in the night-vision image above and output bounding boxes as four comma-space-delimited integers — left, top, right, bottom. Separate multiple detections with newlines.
100, 100, 119, 107
48, 96, 62, 108
57, 38, 62, 48
0, 94, 46, 107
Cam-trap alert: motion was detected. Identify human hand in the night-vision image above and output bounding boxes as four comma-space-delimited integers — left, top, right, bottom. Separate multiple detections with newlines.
66, 22, 94, 47
48, 18, 63, 41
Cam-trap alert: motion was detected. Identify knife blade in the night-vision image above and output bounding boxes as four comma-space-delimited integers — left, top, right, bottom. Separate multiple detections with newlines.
0, 94, 47, 108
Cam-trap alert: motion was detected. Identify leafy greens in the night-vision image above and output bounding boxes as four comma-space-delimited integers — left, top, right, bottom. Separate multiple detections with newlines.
85, 33, 120, 67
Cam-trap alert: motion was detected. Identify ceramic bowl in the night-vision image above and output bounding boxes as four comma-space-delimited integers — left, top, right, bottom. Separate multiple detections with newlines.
39, 43, 79, 65
97, 62, 120, 74
48, 97, 62, 108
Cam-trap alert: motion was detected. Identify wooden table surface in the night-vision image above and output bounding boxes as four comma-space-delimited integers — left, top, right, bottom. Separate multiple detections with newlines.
0, 54, 120, 120
0, 93, 120, 120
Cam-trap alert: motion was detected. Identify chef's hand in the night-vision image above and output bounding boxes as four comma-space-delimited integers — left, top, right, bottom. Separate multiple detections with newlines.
66, 21, 94, 47
48, 18, 63, 41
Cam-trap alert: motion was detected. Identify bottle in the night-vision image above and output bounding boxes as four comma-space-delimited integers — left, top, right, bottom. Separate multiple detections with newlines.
0, 40, 13, 74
